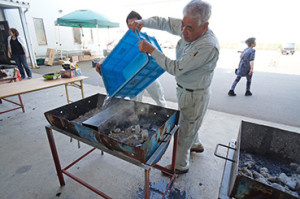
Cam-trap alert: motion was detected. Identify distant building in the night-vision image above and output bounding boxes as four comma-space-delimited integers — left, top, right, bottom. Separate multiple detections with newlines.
0, 0, 120, 68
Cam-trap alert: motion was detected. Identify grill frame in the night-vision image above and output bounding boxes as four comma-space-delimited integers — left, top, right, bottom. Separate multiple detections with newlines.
217, 121, 300, 199
44, 93, 179, 164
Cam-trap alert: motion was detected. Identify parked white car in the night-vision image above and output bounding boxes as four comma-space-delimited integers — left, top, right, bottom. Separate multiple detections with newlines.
281, 43, 296, 55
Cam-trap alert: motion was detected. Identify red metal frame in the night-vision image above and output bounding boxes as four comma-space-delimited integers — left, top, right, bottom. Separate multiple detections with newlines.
45, 126, 178, 199
0, 78, 25, 114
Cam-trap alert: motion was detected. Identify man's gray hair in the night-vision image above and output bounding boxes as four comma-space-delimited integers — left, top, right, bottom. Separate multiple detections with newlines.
183, 0, 211, 26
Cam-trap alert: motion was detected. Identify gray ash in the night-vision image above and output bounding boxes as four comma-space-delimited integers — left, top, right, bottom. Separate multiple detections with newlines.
239, 151, 300, 198
106, 123, 158, 146
240, 151, 296, 176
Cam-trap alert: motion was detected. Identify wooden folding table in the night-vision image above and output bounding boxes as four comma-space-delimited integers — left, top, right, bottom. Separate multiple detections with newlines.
0, 76, 88, 114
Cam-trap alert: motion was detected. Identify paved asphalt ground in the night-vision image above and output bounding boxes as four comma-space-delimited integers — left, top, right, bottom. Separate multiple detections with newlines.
32, 49, 300, 128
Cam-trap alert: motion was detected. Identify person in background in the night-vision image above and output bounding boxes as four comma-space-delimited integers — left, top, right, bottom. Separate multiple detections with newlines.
126, 11, 167, 107
96, 11, 167, 108
81, 33, 88, 49
129, 0, 219, 174
228, 37, 256, 96
7, 28, 32, 79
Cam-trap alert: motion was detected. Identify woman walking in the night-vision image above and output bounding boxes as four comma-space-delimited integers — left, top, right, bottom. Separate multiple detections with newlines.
228, 37, 256, 96
7, 28, 32, 79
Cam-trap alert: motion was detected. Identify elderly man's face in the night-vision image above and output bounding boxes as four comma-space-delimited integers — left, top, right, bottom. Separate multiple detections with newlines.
181, 16, 208, 42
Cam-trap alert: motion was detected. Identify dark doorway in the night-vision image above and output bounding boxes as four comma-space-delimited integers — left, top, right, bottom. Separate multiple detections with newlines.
0, 21, 11, 64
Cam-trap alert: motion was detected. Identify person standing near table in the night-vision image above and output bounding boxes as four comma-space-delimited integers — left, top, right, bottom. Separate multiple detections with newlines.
129, 0, 219, 174
96, 11, 167, 108
7, 28, 32, 79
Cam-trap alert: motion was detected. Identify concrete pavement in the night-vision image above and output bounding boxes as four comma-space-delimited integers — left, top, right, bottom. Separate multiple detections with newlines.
31, 49, 300, 128
1, 72, 299, 199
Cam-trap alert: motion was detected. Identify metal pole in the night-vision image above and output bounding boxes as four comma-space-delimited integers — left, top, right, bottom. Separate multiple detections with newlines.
18, 7, 38, 69
58, 25, 62, 60
96, 24, 101, 58
171, 129, 179, 173
144, 169, 150, 199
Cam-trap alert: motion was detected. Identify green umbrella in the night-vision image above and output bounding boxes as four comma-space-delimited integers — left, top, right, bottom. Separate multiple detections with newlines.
55, 10, 119, 59
55, 9, 119, 28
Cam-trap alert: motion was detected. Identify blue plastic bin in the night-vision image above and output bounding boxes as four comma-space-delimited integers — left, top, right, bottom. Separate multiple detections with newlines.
101, 30, 164, 99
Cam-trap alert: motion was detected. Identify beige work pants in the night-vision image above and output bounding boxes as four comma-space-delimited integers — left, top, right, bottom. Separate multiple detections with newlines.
175, 86, 210, 170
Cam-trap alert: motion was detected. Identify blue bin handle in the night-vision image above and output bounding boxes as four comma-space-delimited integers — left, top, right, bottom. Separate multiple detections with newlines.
134, 29, 141, 41
134, 29, 152, 57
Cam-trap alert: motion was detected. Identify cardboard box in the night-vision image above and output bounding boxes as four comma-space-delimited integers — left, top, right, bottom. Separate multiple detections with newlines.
57, 60, 65, 65
83, 50, 91, 55
68, 56, 79, 62
60, 69, 76, 78
44, 48, 56, 66
82, 55, 91, 61
77, 55, 90, 61
90, 51, 97, 56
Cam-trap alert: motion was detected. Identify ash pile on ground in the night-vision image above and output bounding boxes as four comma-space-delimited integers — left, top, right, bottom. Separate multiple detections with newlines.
239, 151, 300, 198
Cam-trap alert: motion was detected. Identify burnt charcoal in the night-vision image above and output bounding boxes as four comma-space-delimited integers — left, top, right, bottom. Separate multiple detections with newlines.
141, 129, 149, 141
267, 176, 278, 183
287, 181, 297, 191
297, 166, 300, 174
245, 153, 253, 160
290, 163, 299, 170
257, 176, 270, 185
253, 170, 264, 180
141, 123, 151, 129
260, 167, 271, 178
296, 182, 300, 193
239, 151, 300, 198
112, 128, 121, 133
132, 125, 141, 134
150, 126, 158, 133
241, 167, 253, 178
279, 173, 290, 185
121, 134, 140, 146
128, 114, 139, 123
107, 123, 157, 146
243, 161, 255, 169
260, 167, 269, 173
240, 152, 295, 176
271, 183, 285, 192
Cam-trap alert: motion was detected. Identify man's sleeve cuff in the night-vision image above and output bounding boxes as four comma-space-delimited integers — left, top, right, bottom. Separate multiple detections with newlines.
151, 49, 166, 70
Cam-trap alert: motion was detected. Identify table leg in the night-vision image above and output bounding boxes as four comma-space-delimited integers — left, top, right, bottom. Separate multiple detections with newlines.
18, 94, 25, 112
80, 80, 84, 99
45, 126, 65, 186
64, 84, 70, 104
